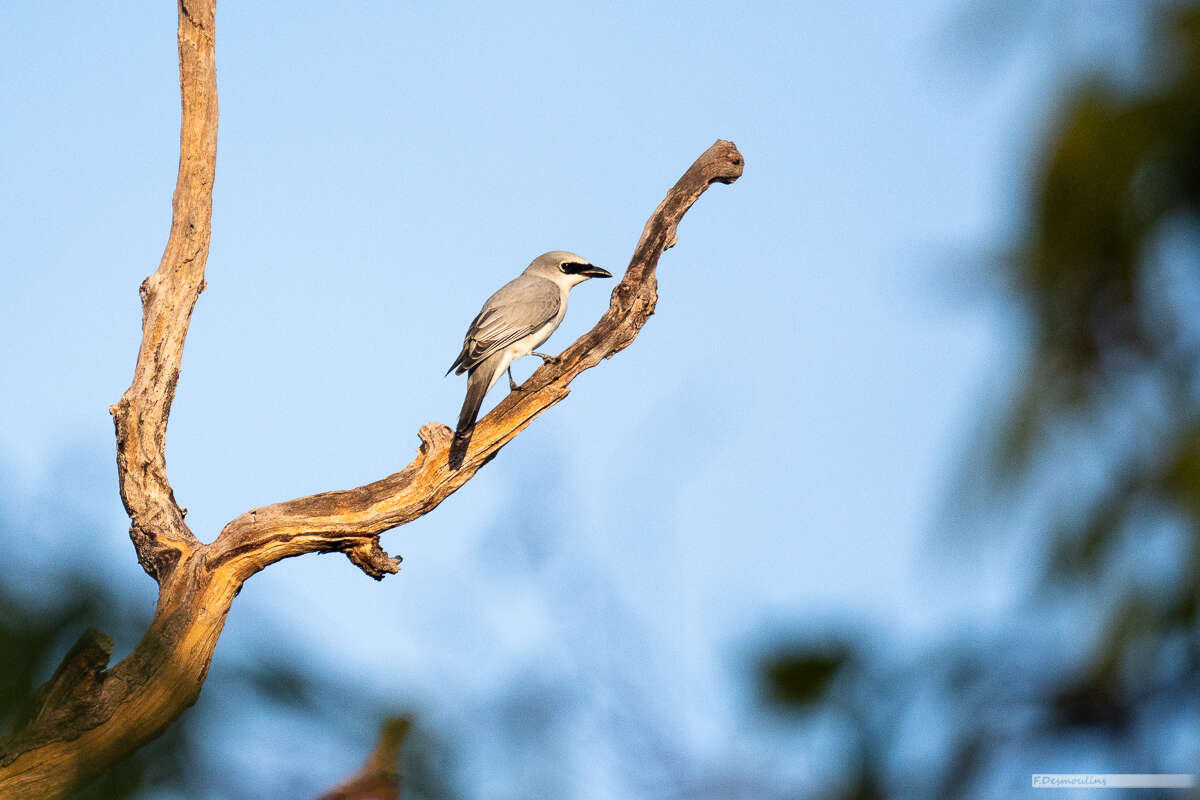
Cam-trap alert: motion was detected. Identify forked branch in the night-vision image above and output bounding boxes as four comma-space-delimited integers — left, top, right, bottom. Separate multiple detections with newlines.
0, 0, 741, 795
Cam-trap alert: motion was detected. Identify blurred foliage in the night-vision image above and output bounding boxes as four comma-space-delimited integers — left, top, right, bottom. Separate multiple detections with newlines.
1001, 0, 1200, 736
0, 532, 454, 799
760, 644, 850, 710
754, 2, 1200, 797
1001, 4, 1200, 471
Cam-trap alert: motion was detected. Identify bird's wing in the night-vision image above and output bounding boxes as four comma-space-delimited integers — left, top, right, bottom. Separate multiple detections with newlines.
448, 276, 561, 374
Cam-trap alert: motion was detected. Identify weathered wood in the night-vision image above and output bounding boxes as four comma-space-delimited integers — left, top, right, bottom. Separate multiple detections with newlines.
0, 3, 222, 797
110, 0, 216, 582
209, 139, 744, 583
0, 0, 741, 793
0, 565, 240, 799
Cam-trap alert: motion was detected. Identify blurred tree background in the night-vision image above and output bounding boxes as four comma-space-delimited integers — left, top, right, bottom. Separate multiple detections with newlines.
758, 1, 1200, 797
0, 504, 455, 800
3, 1, 1199, 797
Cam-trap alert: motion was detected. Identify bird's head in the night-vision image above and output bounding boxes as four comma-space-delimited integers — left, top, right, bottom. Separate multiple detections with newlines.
525, 250, 612, 287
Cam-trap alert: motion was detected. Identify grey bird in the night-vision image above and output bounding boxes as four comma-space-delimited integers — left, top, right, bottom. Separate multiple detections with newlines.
447, 250, 612, 468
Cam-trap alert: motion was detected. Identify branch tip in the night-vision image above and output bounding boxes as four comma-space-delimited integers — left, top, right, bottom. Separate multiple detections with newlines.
344, 538, 402, 580
701, 139, 744, 184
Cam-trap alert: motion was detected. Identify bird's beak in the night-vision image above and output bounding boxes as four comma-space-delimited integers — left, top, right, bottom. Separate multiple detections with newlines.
581, 264, 612, 279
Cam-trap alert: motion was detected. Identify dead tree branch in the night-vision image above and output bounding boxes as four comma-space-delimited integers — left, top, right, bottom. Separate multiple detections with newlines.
0, 0, 741, 795
112, 0, 215, 583
208, 137, 743, 585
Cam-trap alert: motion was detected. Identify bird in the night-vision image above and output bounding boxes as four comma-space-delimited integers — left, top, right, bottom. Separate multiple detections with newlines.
446, 250, 612, 468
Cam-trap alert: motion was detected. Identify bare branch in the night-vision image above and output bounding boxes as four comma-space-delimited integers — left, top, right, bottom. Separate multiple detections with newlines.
109, 0, 217, 582
0, 0, 740, 790
0, 3, 221, 797
210, 140, 744, 583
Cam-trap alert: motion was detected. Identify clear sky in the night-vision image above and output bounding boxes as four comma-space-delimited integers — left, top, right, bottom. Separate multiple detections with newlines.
0, 1, 1134, 795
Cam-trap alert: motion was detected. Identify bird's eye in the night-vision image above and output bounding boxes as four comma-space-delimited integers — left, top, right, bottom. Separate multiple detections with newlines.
560, 262, 570, 272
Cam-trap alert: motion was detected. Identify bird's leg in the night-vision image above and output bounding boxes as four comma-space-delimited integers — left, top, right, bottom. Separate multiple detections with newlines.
508, 354, 557, 393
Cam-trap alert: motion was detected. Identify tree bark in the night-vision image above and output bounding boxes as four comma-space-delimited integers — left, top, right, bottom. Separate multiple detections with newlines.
0, 1, 742, 796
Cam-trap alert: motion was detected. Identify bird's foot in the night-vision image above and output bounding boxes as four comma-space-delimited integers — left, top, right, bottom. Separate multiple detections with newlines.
532, 351, 560, 366
507, 366, 520, 392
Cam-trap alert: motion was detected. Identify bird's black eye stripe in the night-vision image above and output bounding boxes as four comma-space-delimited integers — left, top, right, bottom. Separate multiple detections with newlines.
560, 262, 591, 274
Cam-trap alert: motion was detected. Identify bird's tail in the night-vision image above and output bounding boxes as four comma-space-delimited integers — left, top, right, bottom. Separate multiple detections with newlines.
449, 366, 491, 469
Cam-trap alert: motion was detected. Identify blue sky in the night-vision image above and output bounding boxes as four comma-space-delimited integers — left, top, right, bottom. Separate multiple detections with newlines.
0, 1, 1128, 794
